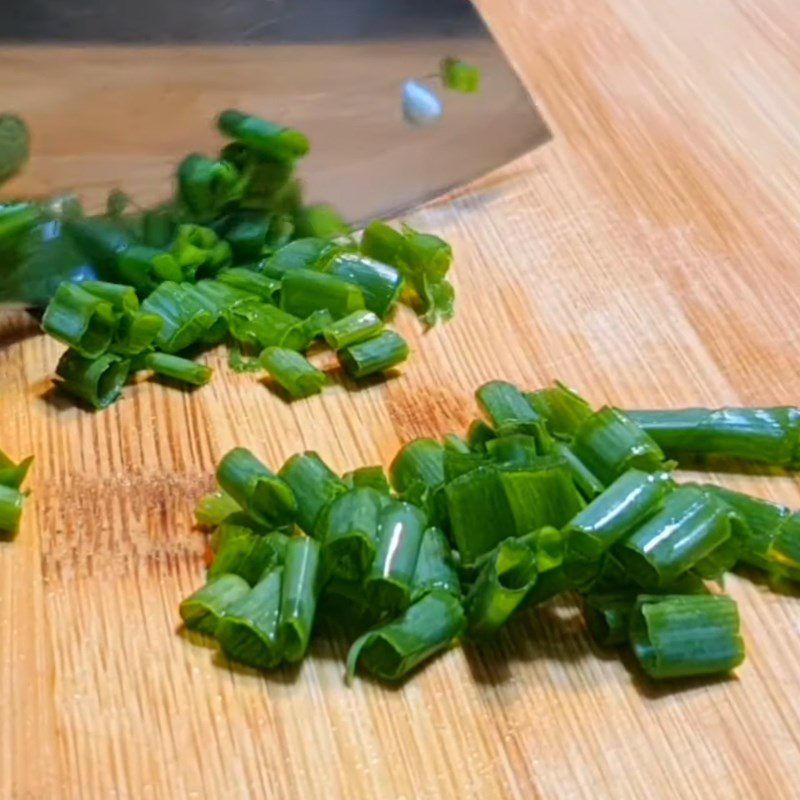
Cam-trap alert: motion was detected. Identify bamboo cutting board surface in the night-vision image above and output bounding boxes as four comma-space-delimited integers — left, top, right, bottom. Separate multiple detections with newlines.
2, 1, 800, 797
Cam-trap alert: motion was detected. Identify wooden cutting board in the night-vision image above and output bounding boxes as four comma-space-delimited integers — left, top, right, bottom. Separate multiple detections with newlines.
2, 1, 800, 797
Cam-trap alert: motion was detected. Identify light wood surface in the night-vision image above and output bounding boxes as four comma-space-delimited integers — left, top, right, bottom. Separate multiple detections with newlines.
3, 1, 800, 797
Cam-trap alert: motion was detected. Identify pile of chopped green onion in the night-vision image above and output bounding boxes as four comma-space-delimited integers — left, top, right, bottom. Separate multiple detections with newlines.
1, 111, 457, 409
181, 380, 800, 684
0, 448, 33, 537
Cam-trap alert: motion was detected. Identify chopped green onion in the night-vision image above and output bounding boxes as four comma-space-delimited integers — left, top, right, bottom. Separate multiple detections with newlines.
218, 110, 310, 163
339, 330, 409, 378
322, 309, 384, 350
440, 58, 482, 93
301, 308, 335, 341
0, 484, 25, 534
278, 451, 347, 535
0, 449, 33, 491
526, 381, 593, 437
179, 574, 250, 635
325, 253, 403, 318
625, 407, 800, 467
171, 224, 232, 281
443, 450, 488, 483
42, 283, 116, 358
342, 465, 391, 494
584, 592, 635, 647
295, 203, 349, 239
442, 434, 470, 454
768, 514, 800, 580
226, 298, 309, 351
260, 347, 327, 399
55, 350, 130, 409
466, 419, 496, 451
280, 268, 365, 320
177, 153, 243, 221
522, 567, 571, 608
630, 594, 745, 679
117, 245, 182, 292
145, 352, 212, 387
519, 525, 566, 573
347, 589, 464, 683
360, 220, 405, 265
412, 526, 460, 601
140, 282, 215, 353
319, 487, 384, 581
80, 280, 139, 313
389, 438, 445, 508
464, 537, 538, 637
220, 212, 270, 261
364, 500, 427, 617
572, 407, 669, 485
279, 536, 321, 662
111, 311, 163, 356
215, 566, 285, 669
550, 441, 605, 500
216, 448, 297, 528
485, 434, 540, 467
616, 486, 734, 588
476, 381, 552, 449
208, 518, 289, 585
195, 491, 240, 528
0, 114, 30, 184
261, 238, 333, 278
217, 267, 280, 302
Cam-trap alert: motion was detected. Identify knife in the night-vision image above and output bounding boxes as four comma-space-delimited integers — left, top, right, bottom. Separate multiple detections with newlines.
0, 0, 550, 306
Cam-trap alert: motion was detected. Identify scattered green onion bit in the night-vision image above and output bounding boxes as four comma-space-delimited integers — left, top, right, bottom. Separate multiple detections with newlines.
323, 309, 384, 350
145, 352, 212, 387
260, 347, 327, 399
279, 536, 321, 662
179, 574, 251, 635
42, 283, 116, 358
278, 451, 347, 535
339, 330, 409, 379
55, 350, 131, 409
440, 58, 482, 93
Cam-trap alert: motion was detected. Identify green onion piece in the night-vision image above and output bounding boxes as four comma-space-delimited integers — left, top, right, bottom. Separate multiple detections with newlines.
0, 484, 25, 534
216, 448, 297, 528
565, 469, 675, 564
278, 451, 347, 535
519, 525, 566, 573
0, 449, 33, 491
339, 330, 409, 378
768, 514, 800, 581
192, 278, 254, 312
319, 487, 384, 581
322, 309, 384, 350
171, 224, 232, 281
215, 567, 285, 669
412, 526, 460, 601
476, 381, 552, 449
295, 203, 350, 239
630, 594, 745, 679
364, 500, 427, 617
399, 224, 454, 323
279, 536, 322, 662
616, 486, 733, 588
179, 574, 250, 635
0, 114, 30, 184
116, 244, 182, 293
261, 238, 333, 278
692, 533, 743, 581
226, 298, 309, 351
301, 308, 335, 340
140, 282, 215, 353
195, 491, 240, 528
177, 153, 242, 221
42, 283, 116, 358
526, 381, 593, 437
280, 268, 365, 320
325, 253, 403, 318
440, 58, 482, 93
465, 538, 538, 637
220, 212, 270, 261
228, 344, 264, 374
208, 517, 289, 584
111, 311, 163, 356
347, 588, 465, 683
360, 220, 405, 266
218, 110, 310, 163
442, 434, 470, 454
80, 280, 139, 313
145, 352, 212, 387
572, 407, 669, 485
342, 465, 391, 494
260, 347, 327, 399
217, 267, 280, 302
550, 441, 605, 500
443, 450, 488, 483
485, 434, 539, 467
584, 593, 635, 647
625, 407, 800, 467
389, 438, 445, 508
466, 419, 496, 451
523, 567, 571, 608
55, 350, 130, 409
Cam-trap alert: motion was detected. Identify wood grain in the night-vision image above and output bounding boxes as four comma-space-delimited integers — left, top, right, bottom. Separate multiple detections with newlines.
3, 1, 800, 797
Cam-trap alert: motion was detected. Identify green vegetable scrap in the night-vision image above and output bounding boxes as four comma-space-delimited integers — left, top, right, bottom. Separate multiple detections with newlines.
0, 448, 33, 536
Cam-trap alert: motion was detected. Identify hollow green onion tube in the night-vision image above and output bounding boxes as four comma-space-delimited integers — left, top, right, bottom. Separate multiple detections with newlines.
140, 282, 214, 353
342, 466, 391, 494
116, 244, 182, 292
525, 381, 593, 437
339, 330, 409, 378
217, 267, 280, 303
42, 283, 117, 358
485, 434, 540, 467
55, 350, 131, 409
319, 487, 384, 581
260, 347, 327, 399
215, 567, 285, 669
177, 153, 242, 221
464, 538, 538, 637
360, 220, 405, 266
518, 525, 566, 573
218, 110, 310, 163
630, 594, 745, 679
278, 451, 347, 535
412, 526, 461, 601
466, 419, 496, 451
389, 438, 445, 508
443, 450, 488, 483
346, 589, 465, 683
0, 449, 32, 490
616, 487, 733, 588
322, 309, 384, 350
571, 407, 669, 485
440, 58, 481, 93
145, 353, 212, 387
364, 501, 427, 617
625, 407, 800, 467
584, 593, 636, 647
550, 441, 605, 500
325, 253, 403, 318
279, 536, 321, 662
208, 519, 290, 585
225, 299, 309, 351
280, 268, 365, 320
0, 484, 25, 534
80, 280, 139, 313
476, 381, 552, 449
112, 311, 163, 356
179, 574, 251, 635
565, 469, 675, 564
216, 448, 297, 528
195, 491, 240, 528
261, 237, 334, 278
